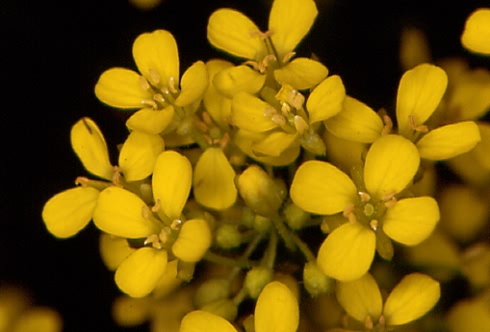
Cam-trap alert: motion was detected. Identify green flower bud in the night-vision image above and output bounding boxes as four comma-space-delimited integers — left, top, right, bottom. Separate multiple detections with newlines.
303, 262, 334, 297
215, 224, 242, 249
244, 266, 274, 299
200, 299, 238, 322
284, 202, 310, 230
236, 164, 285, 217
253, 215, 272, 234
194, 278, 230, 308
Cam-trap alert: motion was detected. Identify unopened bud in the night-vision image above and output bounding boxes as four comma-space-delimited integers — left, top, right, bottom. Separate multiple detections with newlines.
236, 164, 285, 217
194, 278, 230, 308
244, 266, 274, 299
200, 299, 238, 322
303, 262, 334, 297
284, 202, 309, 230
215, 224, 242, 249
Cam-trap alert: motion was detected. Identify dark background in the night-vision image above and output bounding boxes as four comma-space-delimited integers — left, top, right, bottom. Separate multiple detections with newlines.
4, 0, 489, 331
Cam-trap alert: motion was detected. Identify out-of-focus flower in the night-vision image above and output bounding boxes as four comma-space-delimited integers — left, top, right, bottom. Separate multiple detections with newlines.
461, 8, 490, 55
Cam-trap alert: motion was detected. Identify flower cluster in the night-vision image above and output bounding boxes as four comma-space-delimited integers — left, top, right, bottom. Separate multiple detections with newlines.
42, 1, 490, 332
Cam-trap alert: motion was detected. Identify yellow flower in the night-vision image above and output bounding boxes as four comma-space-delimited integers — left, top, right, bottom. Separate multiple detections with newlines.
336, 272, 440, 330
179, 281, 299, 332
396, 63, 481, 160
461, 8, 490, 55
290, 135, 439, 281
95, 30, 208, 135
207, 0, 327, 90
92, 151, 212, 297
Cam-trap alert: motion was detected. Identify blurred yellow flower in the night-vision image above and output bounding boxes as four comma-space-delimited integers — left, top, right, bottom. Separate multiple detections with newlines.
461, 8, 490, 55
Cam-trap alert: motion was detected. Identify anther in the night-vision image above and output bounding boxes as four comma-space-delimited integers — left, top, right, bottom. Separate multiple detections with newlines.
153, 93, 165, 104
294, 115, 308, 134
168, 77, 179, 94
141, 206, 151, 219
139, 76, 151, 91
151, 199, 161, 213
408, 114, 429, 133
364, 315, 374, 331
358, 191, 371, 202
382, 114, 393, 135
282, 51, 296, 64
141, 99, 158, 109
75, 176, 90, 187
369, 219, 378, 231
170, 219, 182, 230
148, 68, 161, 86
343, 204, 357, 223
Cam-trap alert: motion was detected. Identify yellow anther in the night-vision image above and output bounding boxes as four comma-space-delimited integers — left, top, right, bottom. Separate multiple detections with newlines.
75, 176, 90, 187
139, 75, 151, 91
151, 199, 161, 213
369, 219, 378, 231
281, 102, 291, 115
343, 204, 357, 223
158, 229, 169, 244
153, 93, 165, 104
294, 115, 308, 134
170, 219, 182, 231
141, 99, 158, 109
358, 191, 371, 202
282, 51, 296, 64
258, 54, 276, 73
364, 315, 374, 330
148, 68, 161, 86
144, 234, 160, 248
384, 197, 397, 208
382, 114, 393, 135
408, 114, 429, 133
166, 77, 177, 94
141, 205, 152, 219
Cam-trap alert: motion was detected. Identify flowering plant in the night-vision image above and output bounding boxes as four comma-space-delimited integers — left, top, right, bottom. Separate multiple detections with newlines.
40, 1, 490, 331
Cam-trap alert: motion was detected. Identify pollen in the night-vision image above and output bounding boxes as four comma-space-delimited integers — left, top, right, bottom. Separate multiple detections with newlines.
369, 219, 378, 231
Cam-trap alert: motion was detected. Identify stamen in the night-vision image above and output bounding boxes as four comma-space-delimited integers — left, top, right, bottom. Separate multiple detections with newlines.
158, 228, 169, 244
219, 132, 230, 149
168, 77, 179, 94
144, 234, 161, 249
358, 191, 371, 202
153, 93, 165, 104
281, 102, 291, 115
141, 205, 151, 219
170, 219, 182, 230
384, 197, 397, 208
343, 204, 357, 223
382, 114, 393, 135
364, 315, 374, 330
282, 51, 296, 64
151, 199, 161, 213
294, 115, 308, 134
369, 219, 378, 231
408, 114, 429, 133
141, 99, 158, 109
75, 176, 90, 187
139, 76, 151, 91
148, 68, 161, 86
111, 166, 123, 187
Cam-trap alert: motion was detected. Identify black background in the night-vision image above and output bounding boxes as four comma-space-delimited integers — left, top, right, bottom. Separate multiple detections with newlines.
4, 0, 490, 331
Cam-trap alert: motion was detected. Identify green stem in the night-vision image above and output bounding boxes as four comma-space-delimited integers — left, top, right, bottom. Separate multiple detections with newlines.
288, 230, 316, 263
271, 215, 296, 251
203, 252, 251, 269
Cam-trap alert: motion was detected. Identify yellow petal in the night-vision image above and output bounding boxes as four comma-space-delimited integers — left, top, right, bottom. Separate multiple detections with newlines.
180, 310, 238, 332
325, 96, 383, 143
290, 160, 357, 215
306, 75, 345, 124
152, 151, 192, 220
234, 129, 300, 166
175, 61, 209, 106
252, 131, 298, 157
172, 219, 211, 263
119, 131, 164, 182
416, 121, 481, 160
42, 187, 99, 238
447, 295, 490, 332
213, 65, 266, 98
396, 64, 448, 138
95, 68, 152, 109
335, 273, 383, 323
383, 273, 440, 326
364, 135, 420, 199
207, 9, 264, 61
317, 222, 376, 281
99, 233, 136, 271
255, 281, 299, 332
268, 0, 318, 58
274, 58, 328, 90
193, 147, 237, 210
204, 59, 234, 129
93, 187, 161, 238
126, 106, 175, 135
70, 117, 113, 180
132, 30, 179, 88
115, 247, 167, 298
231, 92, 278, 132
461, 8, 490, 55
12, 307, 62, 332
383, 197, 439, 246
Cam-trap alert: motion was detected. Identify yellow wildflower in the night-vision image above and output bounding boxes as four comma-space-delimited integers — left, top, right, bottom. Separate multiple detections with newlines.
290, 135, 439, 281
179, 281, 299, 332
336, 272, 440, 330
207, 0, 327, 91
92, 151, 212, 297
95, 30, 208, 135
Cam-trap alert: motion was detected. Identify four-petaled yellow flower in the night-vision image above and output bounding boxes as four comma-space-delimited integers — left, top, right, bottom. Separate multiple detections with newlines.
290, 134, 440, 281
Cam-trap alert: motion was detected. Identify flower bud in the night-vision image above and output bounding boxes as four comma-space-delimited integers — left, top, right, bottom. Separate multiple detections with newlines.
200, 299, 238, 322
284, 202, 309, 230
303, 262, 334, 297
194, 278, 230, 308
244, 266, 274, 299
215, 224, 242, 249
236, 164, 285, 217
